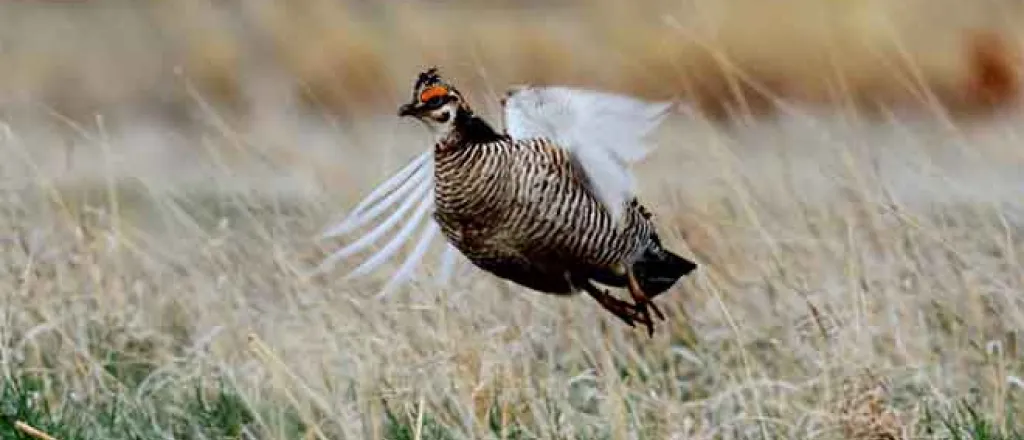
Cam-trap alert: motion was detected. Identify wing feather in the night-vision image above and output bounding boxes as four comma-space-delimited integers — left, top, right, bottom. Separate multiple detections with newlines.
320, 156, 432, 239
438, 243, 458, 284
314, 177, 431, 273
315, 154, 459, 293
502, 86, 673, 222
345, 151, 431, 222
376, 217, 439, 299
345, 191, 433, 279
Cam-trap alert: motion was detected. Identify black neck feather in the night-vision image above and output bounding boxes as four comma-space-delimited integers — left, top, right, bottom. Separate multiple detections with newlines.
453, 107, 507, 144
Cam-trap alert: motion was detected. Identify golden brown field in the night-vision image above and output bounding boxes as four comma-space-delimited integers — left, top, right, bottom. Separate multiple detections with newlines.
1, 0, 1024, 439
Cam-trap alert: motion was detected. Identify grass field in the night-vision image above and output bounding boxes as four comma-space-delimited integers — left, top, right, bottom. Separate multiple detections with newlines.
2, 1, 1024, 439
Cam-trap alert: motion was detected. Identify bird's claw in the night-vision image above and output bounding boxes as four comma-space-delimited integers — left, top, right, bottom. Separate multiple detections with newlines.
625, 269, 665, 337
631, 298, 666, 337
581, 278, 663, 336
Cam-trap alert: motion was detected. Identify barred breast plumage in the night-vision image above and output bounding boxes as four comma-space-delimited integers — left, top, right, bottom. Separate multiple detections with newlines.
433, 136, 656, 295
432, 136, 647, 290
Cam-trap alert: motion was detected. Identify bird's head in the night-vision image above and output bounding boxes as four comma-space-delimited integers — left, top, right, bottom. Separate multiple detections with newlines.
398, 67, 468, 134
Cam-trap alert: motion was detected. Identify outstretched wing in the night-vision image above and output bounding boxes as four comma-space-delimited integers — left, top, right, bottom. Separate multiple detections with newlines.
314, 151, 462, 298
502, 85, 673, 223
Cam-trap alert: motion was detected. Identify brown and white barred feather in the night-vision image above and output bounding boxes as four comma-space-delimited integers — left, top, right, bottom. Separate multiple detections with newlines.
433, 136, 657, 294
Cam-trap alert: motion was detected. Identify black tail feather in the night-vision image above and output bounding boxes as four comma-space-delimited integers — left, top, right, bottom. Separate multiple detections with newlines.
632, 247, 697, 297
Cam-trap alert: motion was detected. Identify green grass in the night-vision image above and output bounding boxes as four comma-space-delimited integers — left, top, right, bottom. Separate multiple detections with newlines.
2, 369, 1023, 440
922, 402, 1024, 440
0, 372, 271, 440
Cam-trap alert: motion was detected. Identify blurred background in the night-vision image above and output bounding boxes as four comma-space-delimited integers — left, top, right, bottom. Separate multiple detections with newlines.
3, 0, 1020, 203
1, 0, 1021, 128
3, 1, 1024, 438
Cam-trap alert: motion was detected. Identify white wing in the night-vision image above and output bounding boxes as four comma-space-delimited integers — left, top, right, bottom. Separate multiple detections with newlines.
314, 151, 464, 298
502, 85, 673, 223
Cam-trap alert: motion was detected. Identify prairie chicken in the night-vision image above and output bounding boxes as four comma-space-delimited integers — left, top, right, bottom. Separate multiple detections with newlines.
319, 68, 697, 335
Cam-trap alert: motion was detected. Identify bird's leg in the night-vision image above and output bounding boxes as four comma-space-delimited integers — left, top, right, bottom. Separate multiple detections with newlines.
610, 263, 664, 321
626, 268, 665, 336
649, 298, 666, 321
579, 280, 650, 329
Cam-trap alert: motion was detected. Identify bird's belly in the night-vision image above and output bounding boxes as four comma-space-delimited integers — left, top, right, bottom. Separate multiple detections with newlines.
434, 211, 493, 256
434, 208, 580, 295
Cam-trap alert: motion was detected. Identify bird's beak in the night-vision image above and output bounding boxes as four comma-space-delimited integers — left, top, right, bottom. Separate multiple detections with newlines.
398, 102, 418, 117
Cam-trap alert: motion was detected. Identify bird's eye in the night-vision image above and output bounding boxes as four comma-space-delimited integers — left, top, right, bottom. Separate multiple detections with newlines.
425, 96, 444, 107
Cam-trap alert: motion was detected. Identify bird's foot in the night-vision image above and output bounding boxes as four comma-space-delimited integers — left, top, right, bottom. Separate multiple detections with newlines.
581, 282, 653, 329
626, 269, 664, 337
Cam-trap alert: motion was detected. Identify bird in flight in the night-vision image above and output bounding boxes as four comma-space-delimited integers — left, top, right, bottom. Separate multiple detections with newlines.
318, 67, 697, 336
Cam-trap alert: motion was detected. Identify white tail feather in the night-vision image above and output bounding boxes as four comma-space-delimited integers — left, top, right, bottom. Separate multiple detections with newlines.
345, 194, 433, 279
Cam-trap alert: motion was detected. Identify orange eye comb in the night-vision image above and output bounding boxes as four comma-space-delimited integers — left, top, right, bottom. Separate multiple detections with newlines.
419, 86, 448, 103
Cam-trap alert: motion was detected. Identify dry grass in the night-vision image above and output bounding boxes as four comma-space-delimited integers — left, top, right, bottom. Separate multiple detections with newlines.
1, 1, 1024, 438
3, 97, 1024, 437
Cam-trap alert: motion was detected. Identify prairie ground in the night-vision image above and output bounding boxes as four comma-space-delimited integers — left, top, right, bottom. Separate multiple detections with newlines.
1, 1, 1024, 439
